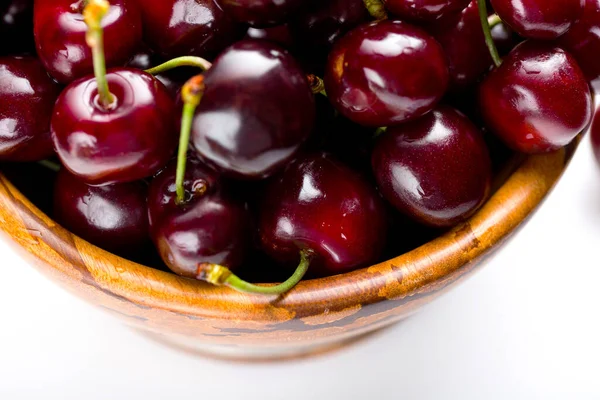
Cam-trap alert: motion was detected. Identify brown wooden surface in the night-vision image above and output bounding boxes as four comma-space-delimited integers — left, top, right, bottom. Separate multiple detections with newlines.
0, 149, 569, 351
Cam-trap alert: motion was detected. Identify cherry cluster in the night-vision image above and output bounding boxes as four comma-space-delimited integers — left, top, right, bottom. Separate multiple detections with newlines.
0, 0, 598, 295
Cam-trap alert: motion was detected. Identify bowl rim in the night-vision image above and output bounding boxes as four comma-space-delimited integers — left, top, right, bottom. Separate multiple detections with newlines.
0, 148, 570, 324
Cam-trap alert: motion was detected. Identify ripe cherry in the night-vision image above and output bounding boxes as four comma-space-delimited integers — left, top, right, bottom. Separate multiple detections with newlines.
137, 0, 243, 60
372, 106, 492, 228
490, 0, 584, 39
51, 1, 177, 185
0, 56, 61, 162
259, 153, 388, 277
191, 40, 315, 180
325, 20, 449, 127
53, 168, 150, 257
34, 0, 142, 84
479, 41, 592, 153
559, 0, 600, 81
383, 0, 470, 21
245, 25, 295, 48
0, 0, 35, 55
216, 0, 307, 27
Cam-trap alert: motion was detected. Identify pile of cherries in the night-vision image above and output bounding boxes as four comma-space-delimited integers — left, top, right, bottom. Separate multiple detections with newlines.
1, 0, 599, 295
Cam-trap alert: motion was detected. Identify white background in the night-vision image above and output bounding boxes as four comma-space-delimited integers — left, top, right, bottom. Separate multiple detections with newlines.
1, 136, 599, 400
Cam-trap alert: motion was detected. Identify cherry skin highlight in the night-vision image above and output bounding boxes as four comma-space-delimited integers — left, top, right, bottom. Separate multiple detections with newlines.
0, 56, 61, 161
33, 0, 142, 83
559, 0, 600, 81
324, 20, 449, 128
53, 169, 150, 257
137, 0, 243, 60
191, 40, 315, 180
259, 153, 387, 277
383, 0, 470, 22
479, 42, 592, 153
490, 0, 584, 39
372, 105, 492, 228
148, 158, 251, 279
51, 68, 177, 185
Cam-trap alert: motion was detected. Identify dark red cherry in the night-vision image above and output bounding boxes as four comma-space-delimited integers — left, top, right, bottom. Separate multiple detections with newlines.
325, 20, 449, 128
53, 168, 150, 257
491, 19, 523, 56
292, 0, 369, 54
479, 42, 592, 153
490, 0, 584, 39
216, 0, 307, 27
591, 109, 600, 165
0, 0, 35, 55
137, 0, 243, 60
245, 24, 295, 48
383, 0, 470, 21
33, 0, 142, 83
191, 40, 315, 180
51, 68, 177, 185
259, 153, 387, 277
372, 105, 492, 228
148, 158, 251, 279
428, 1, 493, 91
559, 0, 600, 81
0, 56, 61, 162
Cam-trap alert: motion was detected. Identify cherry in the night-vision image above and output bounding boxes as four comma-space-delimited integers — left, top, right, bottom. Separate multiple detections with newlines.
479, 41, 592, 153
383, 0, 470, 21
324, 20, 449, 128
559, 0, 600, 81
245, 24, 295, 48
215, 0, 308, 27
490, 0, 584, 39
428, 1, 493, 91
191, 40, 315, 180
137, 0, 243, 60
53, 168, 150, 257
0, 56, 61, 162
34, 0, 142, 84
147, 157, 251, 279
51, 1, 177, 185
592, 109, 600, 165
259, 153, 388, 277
372, 105, 492, 228
0, 0, 35, 55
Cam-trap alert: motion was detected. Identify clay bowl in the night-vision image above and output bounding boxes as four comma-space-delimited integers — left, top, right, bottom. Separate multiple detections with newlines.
0, 146, 574, 360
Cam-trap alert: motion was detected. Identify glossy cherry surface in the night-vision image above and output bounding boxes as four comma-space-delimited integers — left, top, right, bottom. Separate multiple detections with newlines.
259, 153, 387, 276
559, 0, 600, 81
325, 20, 449, 127
137, 0, 243, 60
51, 68, 177, 185
479, 42, 592, 153
33, 0, 142, 83
383, 0, 470, 21
0, 0, 35, 55
53, 168, 150, 257
490, 0, 584, 39
372, 105, 492, 228
148, 158, 251, 278
216, 0, 307, 27
245, 25, 295, 48
0, 56, 61, 161
191, 40, 315, 180
428, 1, 492, 91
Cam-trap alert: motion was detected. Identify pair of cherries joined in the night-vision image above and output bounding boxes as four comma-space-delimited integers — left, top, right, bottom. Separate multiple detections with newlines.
0, 0, 597, 296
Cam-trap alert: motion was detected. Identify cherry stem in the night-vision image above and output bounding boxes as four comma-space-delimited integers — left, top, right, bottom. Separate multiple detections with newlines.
83, 0, 115, 109
197, 250, 313, 295
488, 14, 502, 29
38, 159, 61, 172
477, 0, 502, 67
176, 75, 205, 205
307, 74, 327, 96
145, 56, 213, 76
363, 0, 388, 20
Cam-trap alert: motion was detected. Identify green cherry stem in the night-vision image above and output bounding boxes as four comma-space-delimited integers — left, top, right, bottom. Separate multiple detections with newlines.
145, 56, 213, 76
488, 13, 503, 29
477, 0, 502, 67
38, 159, 61, 172
363, 0, 388, 20
197, 250, 313, 295
307, 74, 327, 96
83, 0, 115, 109
175, 75, 205, 204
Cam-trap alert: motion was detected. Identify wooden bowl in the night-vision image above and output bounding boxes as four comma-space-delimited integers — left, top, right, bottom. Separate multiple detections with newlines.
0, 148, 572, 360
